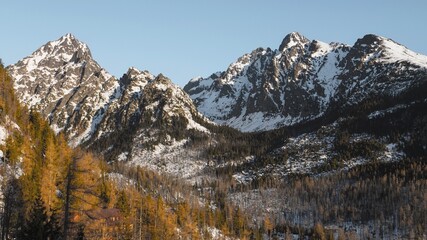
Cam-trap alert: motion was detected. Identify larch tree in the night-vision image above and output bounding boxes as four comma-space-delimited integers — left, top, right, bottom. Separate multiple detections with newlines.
40, 132, 62, 218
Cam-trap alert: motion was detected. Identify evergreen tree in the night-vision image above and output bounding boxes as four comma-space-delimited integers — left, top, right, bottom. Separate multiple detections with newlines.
20, 195, 61, 240
115, 190, 130, 216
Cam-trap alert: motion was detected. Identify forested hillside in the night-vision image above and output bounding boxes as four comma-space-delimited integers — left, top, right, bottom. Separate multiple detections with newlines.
3, 30, 427, 239
1, 63, 260, 239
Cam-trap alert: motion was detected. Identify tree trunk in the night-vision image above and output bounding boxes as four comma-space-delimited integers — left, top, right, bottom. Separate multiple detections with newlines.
63, 158, 76, 240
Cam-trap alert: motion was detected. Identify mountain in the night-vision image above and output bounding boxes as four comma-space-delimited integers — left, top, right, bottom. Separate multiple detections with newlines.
7, 32, 427, 180
89, 69, 212, 177
7, 34, 211, 168
184, 32, 427, 132
183, 33, 427, 237
7, 34, 118, 146
5, 33, 427, 238
1, 64, 244, 240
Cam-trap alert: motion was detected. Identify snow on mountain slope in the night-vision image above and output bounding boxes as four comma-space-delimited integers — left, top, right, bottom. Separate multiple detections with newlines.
379, 36, 427, 66
336, 34, 427, 105
100, 73, 211, 178
0, 126, 6, 146
7, 32, 427, 182
90, 67, 155, 139
7, 34, 211, 152
7, 34, 119, 146
185, 32, 427, 132
185, 32, 351, 132
0, 116, 20, 146
232, 121, 405, 184
92, 70, 209, 142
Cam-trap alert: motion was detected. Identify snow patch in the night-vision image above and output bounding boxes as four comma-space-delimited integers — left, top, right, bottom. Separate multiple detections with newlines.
129, 136, 207, 179
117, 152, 129, 161
368, 104, 410, 119
206, 227, 233, 240
0, 126, 6, 145
381, 38, 427, 68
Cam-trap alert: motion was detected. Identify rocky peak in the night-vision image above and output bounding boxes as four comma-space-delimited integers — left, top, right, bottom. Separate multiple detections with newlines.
90, 71, 210, 162
126, 67, 154, 80
151, 73, 173, 85
186, 33, 427, 133
8, 33, 211, 151
354, 34, 384, 47
120, 67, 154, 87
346, 34, 385, 59
39, 33, 92, 63
7, 34, 118, 146
57, 33, 86, 47
126, 67, 141, 76
279, 32, 310, 51
144, 74, 190, 104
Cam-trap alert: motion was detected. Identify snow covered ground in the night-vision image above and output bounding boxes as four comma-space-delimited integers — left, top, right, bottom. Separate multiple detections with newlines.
128, 133, 209, 180
233, 121, 406, 184
0, 125, 6, 145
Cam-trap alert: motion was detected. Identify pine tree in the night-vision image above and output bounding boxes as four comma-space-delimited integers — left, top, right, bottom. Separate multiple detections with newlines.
20, 195, 61, 240
1, 178, 23, 240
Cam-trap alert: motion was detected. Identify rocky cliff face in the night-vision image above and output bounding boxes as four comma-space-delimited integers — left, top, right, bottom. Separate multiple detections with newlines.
3, 33, 427, 239
335, 34, 427, 105
7, 34, 119, 146
7, 32, 427, 180
7, 34, 210, 152
185, 32, 427, 132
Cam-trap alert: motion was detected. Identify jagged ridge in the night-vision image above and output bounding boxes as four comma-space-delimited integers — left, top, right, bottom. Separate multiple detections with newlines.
185, 32, 427, 132
7, 34, 211, 152
7, 34, 118, 146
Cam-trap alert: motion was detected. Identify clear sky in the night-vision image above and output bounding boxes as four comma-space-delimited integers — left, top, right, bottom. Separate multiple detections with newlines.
1, 0, 426, 87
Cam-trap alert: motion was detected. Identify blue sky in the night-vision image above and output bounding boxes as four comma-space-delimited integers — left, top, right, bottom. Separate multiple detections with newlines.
1, 0, 426, 86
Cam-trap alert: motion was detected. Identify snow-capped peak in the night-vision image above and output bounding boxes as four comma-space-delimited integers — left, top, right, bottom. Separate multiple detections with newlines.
186, 33, 427, 133
8, 33, 212, 150
123, 67, 155, 85
56, 33, 88, 49
12, 34, 92, 75
61, 33, 75, 40
46, 33, 90, 57
279, 32, 310, 51
8, 33, 118, 146
189, 76, 203, 83
347, 34, 427, 68
127, 66, 141, 75
379, 37, 427, 67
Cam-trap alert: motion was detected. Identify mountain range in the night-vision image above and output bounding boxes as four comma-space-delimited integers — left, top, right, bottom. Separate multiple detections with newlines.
6, 32, 427, 176
4, 32, 427, 238
185, 32, 427, 132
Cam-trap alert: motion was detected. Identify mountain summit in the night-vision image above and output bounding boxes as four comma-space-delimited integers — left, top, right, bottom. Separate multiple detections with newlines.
4, 32, 427, 238
279, 31, 309, 51
8, 34, 117, 145
7, 34, 209, 151
184, 33, 427, 132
